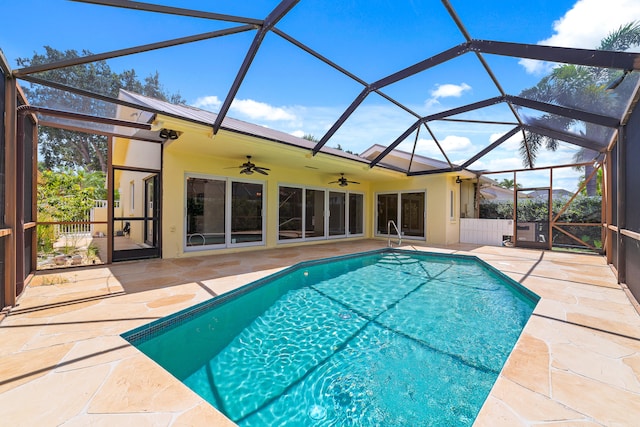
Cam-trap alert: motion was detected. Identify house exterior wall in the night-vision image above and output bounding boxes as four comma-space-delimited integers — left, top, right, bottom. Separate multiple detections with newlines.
162, 143, 377, 258
108, 109, 465, 259
348, 173, 458, 246
159, 144, 461, 258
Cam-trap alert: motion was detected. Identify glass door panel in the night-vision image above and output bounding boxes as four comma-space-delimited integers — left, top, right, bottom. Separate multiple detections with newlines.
305, 189, 325, 238
231, 181, 263, 244
401, 192, 425, 237
377, 194, 398, 234
113, 169, 160, 261
349, 193, 364, 235
144, 176, 155, 246
279, 187, 303, 240
329, 191, 346, 236
186, 177, 225, 247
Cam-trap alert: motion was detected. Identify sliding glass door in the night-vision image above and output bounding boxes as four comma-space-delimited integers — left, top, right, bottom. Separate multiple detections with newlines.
185, 175, 264, 250
279, 186, 363, 242
377, 191, 426, 239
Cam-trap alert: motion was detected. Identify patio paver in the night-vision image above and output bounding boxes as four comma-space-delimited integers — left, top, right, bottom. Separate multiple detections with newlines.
1, 240, 639, 426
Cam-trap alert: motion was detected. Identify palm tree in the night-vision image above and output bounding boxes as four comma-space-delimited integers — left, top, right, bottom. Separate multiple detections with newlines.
497, 178, 521, 190
518, 21, 640, 195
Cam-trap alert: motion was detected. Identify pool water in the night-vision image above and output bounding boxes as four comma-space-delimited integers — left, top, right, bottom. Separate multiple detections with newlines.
123, 249, 538, 426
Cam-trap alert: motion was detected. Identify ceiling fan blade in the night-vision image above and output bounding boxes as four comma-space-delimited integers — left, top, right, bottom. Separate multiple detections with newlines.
255, 168, 269, 175
347, 180, 360, 184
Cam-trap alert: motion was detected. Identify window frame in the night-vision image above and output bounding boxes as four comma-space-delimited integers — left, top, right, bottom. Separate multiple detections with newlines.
184, 173, 265, 251
375, 190, 427, 240
277, 184, 365, 243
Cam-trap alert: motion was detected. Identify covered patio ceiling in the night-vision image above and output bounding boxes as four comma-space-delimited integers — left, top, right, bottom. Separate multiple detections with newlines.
8, 0, 640, 178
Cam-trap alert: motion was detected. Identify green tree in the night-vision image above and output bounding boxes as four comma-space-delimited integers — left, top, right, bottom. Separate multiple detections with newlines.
38, 168, 105, 219
496, 178, 521, 190
518, 21, 640, 196
17, 46, 185, 172
37, 168, 106, 253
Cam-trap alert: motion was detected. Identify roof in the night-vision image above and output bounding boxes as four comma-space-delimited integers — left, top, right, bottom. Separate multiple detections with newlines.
118, 89, 369, 164
360, 144, 457, 173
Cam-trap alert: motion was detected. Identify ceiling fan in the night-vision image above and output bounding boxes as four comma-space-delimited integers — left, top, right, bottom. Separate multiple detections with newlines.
234, 155, 270, 175
329, 173, 360, 187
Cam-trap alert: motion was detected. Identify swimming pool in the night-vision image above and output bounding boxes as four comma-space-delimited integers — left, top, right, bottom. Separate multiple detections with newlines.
123, 249, 538, 426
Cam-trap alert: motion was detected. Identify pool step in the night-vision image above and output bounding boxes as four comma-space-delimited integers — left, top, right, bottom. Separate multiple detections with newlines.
378, 254, 421, 265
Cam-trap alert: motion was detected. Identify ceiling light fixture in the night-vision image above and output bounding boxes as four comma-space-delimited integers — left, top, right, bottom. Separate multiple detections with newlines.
456, 176, 462, 184
159, 128, 179, 140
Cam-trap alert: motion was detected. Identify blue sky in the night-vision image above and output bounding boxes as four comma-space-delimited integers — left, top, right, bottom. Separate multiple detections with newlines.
3, 0, 640, 190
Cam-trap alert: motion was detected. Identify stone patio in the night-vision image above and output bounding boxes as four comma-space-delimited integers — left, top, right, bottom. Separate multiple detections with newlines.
1, 240, 639, 426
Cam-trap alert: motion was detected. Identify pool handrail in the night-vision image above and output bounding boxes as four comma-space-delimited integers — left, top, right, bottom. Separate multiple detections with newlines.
387, 220, 402, 247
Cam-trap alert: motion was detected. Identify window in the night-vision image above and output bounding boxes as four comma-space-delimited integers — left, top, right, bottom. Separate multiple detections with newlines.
450, 190, 455, 220
278, 185, 364, 242
377, 191, 425, 239
186, 176, 264, 249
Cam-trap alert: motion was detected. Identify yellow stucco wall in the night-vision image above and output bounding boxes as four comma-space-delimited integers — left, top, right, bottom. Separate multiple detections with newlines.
152, 116, 462, 258
162, 145, 376, 258
369, 174, 459, 245
162, 156, 461, 257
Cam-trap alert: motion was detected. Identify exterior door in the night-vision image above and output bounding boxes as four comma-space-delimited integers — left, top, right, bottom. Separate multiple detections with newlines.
515, 188, 550, 249
112, 169, 161, 261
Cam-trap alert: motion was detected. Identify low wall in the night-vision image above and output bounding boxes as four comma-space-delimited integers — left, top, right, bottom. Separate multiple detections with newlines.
460, 218, 513, 246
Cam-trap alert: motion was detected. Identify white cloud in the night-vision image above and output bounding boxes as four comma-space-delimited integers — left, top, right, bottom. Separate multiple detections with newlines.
191, 96, 297, 122
230, 99, 296, 122
520, 59, 551, 75
426, 83, 472, 108
290, 130, 306, 138
402, 135, 473, 159
191, 95, 222, 111
436, 135, 473, 152
489, 131, 523, 150
430, 83, 472, 99
520, 0, 640, 74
